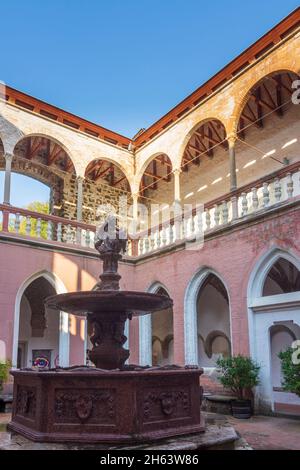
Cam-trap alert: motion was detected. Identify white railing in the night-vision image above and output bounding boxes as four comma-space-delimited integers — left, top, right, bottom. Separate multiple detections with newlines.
1, 165, 299, 257
0, 205, 96, 249
136, 167, 300, 256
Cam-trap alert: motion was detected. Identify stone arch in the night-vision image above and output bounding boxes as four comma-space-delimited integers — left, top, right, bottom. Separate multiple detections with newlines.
248, 247, 300, 301
247, 246, 300, 413
134, 152, 173, 196
84, 155, 131, 186
178, 117, 228, 169
12, 270, 69, 368
13, 133, 77, 175
231, 68, 300, 136
84, 157, 132, 193
184, 267, 231, 365
204, 330, 231, 359
139, 281, 173, 366
0, 113, 24, 155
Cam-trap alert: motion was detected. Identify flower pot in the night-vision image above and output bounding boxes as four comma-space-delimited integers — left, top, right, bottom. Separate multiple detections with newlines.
231, 399, 252, 419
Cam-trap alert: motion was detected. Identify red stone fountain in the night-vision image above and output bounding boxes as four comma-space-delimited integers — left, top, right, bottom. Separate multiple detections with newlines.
8, 217, 205, 443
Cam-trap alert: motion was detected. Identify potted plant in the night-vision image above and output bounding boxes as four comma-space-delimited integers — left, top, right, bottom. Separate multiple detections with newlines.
216, 355, 260, 419
0, 360, 11, 393
278, 347, 300, 397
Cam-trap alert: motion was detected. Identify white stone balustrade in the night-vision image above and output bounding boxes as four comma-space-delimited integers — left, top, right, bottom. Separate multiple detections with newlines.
134, 167, 300, 256
0, 167, 299, 257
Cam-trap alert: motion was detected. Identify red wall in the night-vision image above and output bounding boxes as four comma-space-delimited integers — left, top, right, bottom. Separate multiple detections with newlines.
0, 205, 299, 366
129, 206, 300, 364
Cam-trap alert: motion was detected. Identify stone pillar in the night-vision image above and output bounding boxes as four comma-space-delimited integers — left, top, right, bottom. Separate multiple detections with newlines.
3, 152, 13, 205
228, 135, 237, 192
173, 168, 182, 202
132, 193, 139, 220
76, 176, 84, 222
139, 314, 152, 366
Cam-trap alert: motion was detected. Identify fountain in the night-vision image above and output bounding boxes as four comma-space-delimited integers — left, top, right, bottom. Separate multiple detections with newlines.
8, 218, 205, 444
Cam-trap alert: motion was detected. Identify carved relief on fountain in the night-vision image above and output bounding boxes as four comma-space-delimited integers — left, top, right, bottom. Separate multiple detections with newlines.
55, 389, 116, 424
143, 389, 191, 421
16, 386, 37, 419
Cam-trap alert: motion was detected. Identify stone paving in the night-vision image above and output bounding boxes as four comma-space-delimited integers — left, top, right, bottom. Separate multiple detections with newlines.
206, 412, 300, 450
227, 415, 300, 451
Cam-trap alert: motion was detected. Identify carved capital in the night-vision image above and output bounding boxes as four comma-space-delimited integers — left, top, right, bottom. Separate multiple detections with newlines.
173, 168, 182, 176
227, 133, 237, 148
4, 152, 13, 162
76, 175, 84, 184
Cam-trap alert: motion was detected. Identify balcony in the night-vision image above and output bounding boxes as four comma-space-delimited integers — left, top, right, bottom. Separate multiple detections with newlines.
1, 161, 299, 261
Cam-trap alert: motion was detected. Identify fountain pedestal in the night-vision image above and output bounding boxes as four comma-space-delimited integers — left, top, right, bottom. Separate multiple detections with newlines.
9, 367, 204, 443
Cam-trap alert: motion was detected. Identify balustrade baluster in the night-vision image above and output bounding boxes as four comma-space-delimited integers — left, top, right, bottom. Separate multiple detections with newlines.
57, 223, 62, 242
169, 224, 174, 244
66, 224, 72, 243
231, 196, 238, 220
252, 188, 259, 211
144, 236, 150, 253
196, 213, 203, 234
287, 173, 294, 198
85, 229, 91, 247
181, 220, 186, 240
47, 221, 52, 240
174, 218, 181, 241
139, 238, 144, 255
241, 193, 248, 216
15, 213, 21, 233
161, 227, 167, 246
189, 215, 195, 236
25, 216, 31, 236
263, 183, 270, 207
274, 178, 282, 203
214, 205, 220, 226
222, 201, 229, 225
150, 233, 156, 251
206, 209, 211, 230
36, 218, 41, 237
156, 231, 161, 248
76, 227, 82, 245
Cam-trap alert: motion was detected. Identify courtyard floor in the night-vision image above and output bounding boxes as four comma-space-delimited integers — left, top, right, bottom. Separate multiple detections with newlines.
227, 414, 300, 451
0, 412, 299, 450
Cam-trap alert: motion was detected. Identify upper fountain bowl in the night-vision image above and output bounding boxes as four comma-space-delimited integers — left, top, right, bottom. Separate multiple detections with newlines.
45, 290, 173, 316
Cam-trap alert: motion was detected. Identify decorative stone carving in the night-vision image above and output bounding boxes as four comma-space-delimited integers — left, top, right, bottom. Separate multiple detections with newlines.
16, 386, 36, 418
55, 389, 115, 424
143, 389, 190, 421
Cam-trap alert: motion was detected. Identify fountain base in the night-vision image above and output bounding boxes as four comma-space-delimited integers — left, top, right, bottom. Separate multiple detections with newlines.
8, 366, 205, 443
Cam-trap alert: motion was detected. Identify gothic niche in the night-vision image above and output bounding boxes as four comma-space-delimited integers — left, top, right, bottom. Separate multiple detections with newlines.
24, 278, 56, 337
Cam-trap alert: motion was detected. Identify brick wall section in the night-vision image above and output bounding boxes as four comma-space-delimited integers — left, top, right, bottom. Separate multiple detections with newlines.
129, 204, 300, 366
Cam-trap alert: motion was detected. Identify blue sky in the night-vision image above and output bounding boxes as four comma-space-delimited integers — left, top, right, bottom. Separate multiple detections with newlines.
1, 0, 299, 206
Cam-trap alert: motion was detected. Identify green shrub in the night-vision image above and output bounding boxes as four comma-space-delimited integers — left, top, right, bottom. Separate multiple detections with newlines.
216, 355, 260, 400
278, 348, 300, 397
0, 360, 12, 392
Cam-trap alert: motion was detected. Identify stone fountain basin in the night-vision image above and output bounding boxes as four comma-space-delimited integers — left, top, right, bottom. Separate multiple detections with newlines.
45, 291, 173, 315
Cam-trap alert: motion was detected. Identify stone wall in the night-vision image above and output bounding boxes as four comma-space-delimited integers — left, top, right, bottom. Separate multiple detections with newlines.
62, 174, 131, 224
